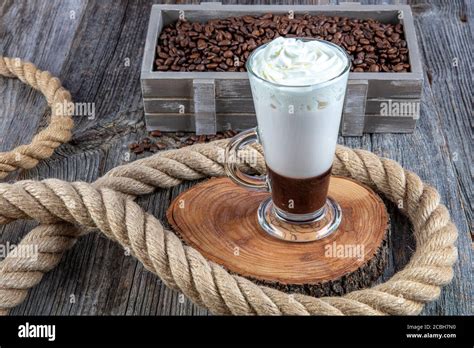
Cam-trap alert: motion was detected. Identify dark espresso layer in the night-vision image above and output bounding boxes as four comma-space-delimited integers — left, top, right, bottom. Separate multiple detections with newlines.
267, 166, 332, 215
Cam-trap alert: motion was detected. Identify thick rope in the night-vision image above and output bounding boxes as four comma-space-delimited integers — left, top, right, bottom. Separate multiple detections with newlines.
0, 140, 458, 315
0, 57, 74, 179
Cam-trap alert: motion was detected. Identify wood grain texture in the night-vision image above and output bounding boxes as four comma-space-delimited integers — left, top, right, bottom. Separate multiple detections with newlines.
0, 0, 471, 316
167, 177, 389, 296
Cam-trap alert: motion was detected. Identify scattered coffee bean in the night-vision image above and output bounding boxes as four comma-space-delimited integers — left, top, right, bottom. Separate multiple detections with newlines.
129, 130, 242, 155
128, 143, 139, 150
149, 130, 162, 137
156, 142, 167, 150
132, 145, 144, 154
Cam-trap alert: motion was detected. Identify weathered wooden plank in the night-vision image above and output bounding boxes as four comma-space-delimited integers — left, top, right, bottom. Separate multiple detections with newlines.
5, 0, 209, 316
408, 0, 472, 315
0, 0, 87, 154
141, 77, 194, 98
363, 115, 417, 133
366, 77, 423, 98
193, 79, 216, 134
144, 96, 420, 134
341, 80, 368, 136
145, 113, 257, 132
143, 97, 255, 114
143, 74, 423, 99
145, 97, 420, 116
141, 1, 162, 74
151, 3, 406, 24
365, 98, 420, 116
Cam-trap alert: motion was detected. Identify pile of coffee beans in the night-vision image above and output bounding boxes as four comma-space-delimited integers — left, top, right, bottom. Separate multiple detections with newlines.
128, 130, 239, 155
156, 13, 410, 73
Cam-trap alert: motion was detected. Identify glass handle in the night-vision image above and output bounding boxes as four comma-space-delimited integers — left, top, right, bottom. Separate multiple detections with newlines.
224, 128, 268, 191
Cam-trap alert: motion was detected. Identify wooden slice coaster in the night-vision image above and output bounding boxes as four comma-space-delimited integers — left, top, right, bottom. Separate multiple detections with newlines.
166, 176, 389, 296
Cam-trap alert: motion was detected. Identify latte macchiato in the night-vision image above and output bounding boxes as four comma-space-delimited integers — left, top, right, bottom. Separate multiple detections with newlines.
225, 37, 350, 241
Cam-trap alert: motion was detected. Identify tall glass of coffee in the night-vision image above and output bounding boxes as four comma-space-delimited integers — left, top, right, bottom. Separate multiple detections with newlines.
225, 37, 350, 242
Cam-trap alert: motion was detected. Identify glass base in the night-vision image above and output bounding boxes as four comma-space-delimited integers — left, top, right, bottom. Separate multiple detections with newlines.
257, 197, 342, 242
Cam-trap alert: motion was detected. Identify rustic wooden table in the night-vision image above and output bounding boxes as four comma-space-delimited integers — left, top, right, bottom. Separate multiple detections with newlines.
0, 0, 471, 315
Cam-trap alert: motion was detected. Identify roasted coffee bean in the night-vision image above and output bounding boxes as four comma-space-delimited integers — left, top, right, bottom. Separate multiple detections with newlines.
369, 64, 380, 72
149, 130, 162, 137
128, 143, 139, 150
224, 130, 235, 138
393, 63, 405, 72
132, 145, 144, 154
197, 39, 207, 50
156, 142, 167, 150
149, 143, 158, 153
387, 47, 398, 55
156, 14, 409, 73
218, 39, 231, 46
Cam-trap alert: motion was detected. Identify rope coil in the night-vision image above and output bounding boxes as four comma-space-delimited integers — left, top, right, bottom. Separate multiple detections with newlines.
0, 140, 458, 315
0, 57, 74, 179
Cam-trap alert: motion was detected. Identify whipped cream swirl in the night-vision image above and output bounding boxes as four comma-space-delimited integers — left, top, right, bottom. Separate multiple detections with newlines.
250, 37, 348, 86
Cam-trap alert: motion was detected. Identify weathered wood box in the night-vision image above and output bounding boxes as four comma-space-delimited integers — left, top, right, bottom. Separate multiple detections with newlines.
141, 2, 423, 136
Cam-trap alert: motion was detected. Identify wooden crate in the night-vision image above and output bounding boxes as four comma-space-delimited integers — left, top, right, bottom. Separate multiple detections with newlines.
141, 2, 423, 136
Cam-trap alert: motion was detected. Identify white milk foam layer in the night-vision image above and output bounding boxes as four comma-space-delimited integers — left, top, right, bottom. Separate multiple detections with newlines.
252, 37, 347, 86
249, 37, 349, 179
